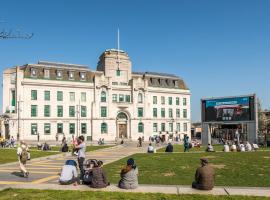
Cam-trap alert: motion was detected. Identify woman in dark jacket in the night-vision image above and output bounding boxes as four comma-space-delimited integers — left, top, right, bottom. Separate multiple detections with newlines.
89, 160, 109, 188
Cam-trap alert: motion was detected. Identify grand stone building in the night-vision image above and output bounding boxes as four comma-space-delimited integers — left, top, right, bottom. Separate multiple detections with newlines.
1, 49, 191, 142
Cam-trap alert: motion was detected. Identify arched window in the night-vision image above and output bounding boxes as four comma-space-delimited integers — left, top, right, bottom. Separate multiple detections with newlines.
138, 93, 143, 103
101, 91, 106, 102
138, 122, 144, 133
101, 123, 107, 134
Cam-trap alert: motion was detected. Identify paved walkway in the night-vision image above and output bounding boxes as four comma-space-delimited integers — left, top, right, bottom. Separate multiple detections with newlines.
0, 144, 147, 185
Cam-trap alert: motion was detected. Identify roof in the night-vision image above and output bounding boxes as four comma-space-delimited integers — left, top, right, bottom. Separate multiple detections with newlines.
133, 71, 179, 79
37, 61, 89, 69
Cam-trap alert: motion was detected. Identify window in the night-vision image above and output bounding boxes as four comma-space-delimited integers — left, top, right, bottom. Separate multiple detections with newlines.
183, 98, 187, 106
81, 92, 86, 102
116, 69, 121, 76
44, 69, 50, 78
176, 109, 180, 118
101, 123, 107, 134
101, 107, 107, 117
10, 73, 16, 84
56, 70, 62, 79
44, 123, 51, 135
138, 122, 144, 133
176, 97, 180, 105
57, 123, 63, 134
44, 105, 50, 117
81, 123, 87, 134
161, 96, 165, 105
44, 91, 50, 101
31, 68, 37, 77
169, 97, 172, 105
161, 108, 165, 118
153, 96, 157, 104
169, 123, 173, 132
31, 123, 38, 135
119, 94, 124, 102
169, 108, 173, 118
184, 123, 187, 132
81, 106, 87, 117
70, 92, 75, 102
101, 91, 106, 102
57, 91, 63, 101
31, 90, 37, 100
153, 108, 157, 118
31, 105, 37, 117
57, 106, 63, 117
161, 123, 166, 132
153, 123, 158, 132
138, 107, 143, 117
177, 123, 180, 132
138, 93, 143, 103
69, 123, 75, 134
69, 106, 75, 117
183, 109, 187, 118
80, 72, 86, 81
69, 71, 75, 80
112, 94, 117, 102
125, 95, 131, 102
11, 90, 16, 107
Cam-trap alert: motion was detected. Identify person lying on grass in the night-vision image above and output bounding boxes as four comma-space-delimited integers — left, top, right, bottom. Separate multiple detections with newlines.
119, 158, 138, 189
59, 160, 80, 186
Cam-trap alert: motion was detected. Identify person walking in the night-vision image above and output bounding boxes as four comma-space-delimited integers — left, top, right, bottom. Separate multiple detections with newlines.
73, 135, 86, 180
10, 136, 15, 148
17, 141, 29, 178
184, 135, 189, 152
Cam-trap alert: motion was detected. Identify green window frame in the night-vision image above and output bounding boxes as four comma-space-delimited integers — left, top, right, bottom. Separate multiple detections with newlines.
57, 91, 63, 101
44, 105, 50, 117
44, 91, 50, 101
176, 97, 180, 105
177, 123, 180, 132
44, 123, 51, 135
116, 69, 121, 76
101, 123, 108, 134
169, 123, 173, 132
11, 90, 16, 107
161, 108, 165, 118
125, 95, 131, 102
31, 90, 37, 100
112, 94, 117, 102
57, 123, 63, 134
101, 91, 106, 102
101, 107, 107, 117
161, 123, 166, 132
183, 109, 187, 118
183, 98, 187, 106
153, 108, 157, 118
169, 108, 173, 118
168, 97, 172, 105
161, 96, 165, 105
81, 106, 87, 117
69, 106, 75, 117
119, 94, 124, 102
153, 96, 157, 104
57, 105, 63, 117
138, 107, 143, 117
153, 123, 158, 132
81, 123, 87, 134
69, 123, 75, 134
31, 123, 38, 135
70, 92, 75, 102
31, 105, 37, 117
184, 123, 187, 132
176, 109, 180, 118
138, 122, 144, 133
81, 92, 86, 102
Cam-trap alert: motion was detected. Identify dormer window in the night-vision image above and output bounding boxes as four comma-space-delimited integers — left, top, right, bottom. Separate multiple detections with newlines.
56, 70, 62, 79
80, 72, 86, 81
69, 71, 75, 80
31, 68, 38, 78
44, 69, 50, 79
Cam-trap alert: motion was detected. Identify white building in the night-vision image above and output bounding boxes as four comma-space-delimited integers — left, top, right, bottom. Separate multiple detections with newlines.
1, 49, 191, 142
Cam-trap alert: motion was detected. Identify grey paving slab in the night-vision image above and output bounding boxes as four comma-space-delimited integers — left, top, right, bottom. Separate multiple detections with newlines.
225, 187, 270, 197
178, 186, 227, 196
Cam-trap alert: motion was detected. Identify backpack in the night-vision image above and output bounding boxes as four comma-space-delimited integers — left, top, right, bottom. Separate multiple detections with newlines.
20, 149, 28, 163
83, 171, 92, 184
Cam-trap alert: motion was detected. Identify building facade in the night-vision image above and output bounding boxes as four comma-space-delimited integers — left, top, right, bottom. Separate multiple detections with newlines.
1, 49, 191, 142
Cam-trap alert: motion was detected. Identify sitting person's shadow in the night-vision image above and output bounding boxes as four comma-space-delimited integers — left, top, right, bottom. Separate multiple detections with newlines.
11, 171, 24, 177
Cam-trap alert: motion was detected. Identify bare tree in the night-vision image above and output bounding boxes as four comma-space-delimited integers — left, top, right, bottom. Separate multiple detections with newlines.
257, 98, 270, 146
0, 21, 33, 39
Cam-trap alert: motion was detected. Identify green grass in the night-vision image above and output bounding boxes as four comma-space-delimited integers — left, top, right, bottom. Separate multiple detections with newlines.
0, 189, 268, 200
104, 151, 270, 187
31, 145, 114, 152
0, 149, 59, 164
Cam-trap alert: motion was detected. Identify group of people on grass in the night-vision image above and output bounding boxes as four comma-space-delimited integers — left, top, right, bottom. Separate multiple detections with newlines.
0, 136, 16, 148
223, 141, 259, 152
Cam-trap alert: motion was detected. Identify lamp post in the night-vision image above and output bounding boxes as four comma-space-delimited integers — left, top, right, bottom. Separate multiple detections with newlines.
17, 100, 23, 141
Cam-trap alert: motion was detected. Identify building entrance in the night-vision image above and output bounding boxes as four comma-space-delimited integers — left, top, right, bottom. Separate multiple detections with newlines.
117, 112, 129, 139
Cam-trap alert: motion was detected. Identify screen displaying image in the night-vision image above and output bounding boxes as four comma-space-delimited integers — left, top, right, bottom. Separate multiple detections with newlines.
204, 97, 251, 122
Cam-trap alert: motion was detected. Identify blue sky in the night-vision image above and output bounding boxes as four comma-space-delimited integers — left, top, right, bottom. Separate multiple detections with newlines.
0, 0, 269, 122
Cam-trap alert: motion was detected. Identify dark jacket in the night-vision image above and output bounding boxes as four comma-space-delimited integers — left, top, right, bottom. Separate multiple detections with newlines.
165, 144, 173, 152
90, 167, 108, 188
194, 164, 215, 190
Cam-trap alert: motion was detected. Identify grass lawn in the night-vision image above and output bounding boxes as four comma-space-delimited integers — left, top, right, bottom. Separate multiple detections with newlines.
0, 148, 59, 164
104, 151, 270, 187
31, 145, 114, 152
0, 189, 268, 200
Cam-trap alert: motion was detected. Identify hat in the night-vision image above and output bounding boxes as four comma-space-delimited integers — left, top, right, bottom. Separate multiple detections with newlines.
200, 158, 208, 164
127, 158, 135, 166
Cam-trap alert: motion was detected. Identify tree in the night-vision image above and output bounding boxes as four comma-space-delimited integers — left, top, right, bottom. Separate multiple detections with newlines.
0, 21, 33, 39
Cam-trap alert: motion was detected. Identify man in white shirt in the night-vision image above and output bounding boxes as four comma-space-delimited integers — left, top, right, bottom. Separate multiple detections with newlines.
147, 143, 154, 153
223, 143, 230, 152
231, 144, 237, 152
74, 135, 86, 180
59, 160, 80, 185
245, 142, 252, 152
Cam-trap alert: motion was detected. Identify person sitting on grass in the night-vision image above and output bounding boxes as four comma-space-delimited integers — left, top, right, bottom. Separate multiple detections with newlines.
89, 160, 109, 188
245, 142, 252, 152
165, 142, 173, 153
231, 143, 237, 152
206, 143, 215, 152
119, 158, 138, 189
59, 160, 80, 186
192, 158, 215, 190
223, 143, 230, 152
147, 143, 154, 153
